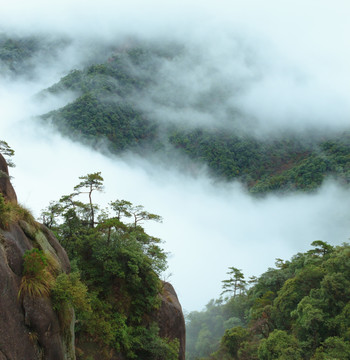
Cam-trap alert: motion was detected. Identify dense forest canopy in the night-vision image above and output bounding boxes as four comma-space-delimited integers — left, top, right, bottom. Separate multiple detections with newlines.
38, 41, 350, 195
186, 241, 350, 360
1, 35, 349, 195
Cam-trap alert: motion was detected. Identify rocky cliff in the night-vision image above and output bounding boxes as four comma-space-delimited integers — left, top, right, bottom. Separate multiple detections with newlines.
156, 282, 186, 360
0, 154, 17, 203
0, 154, 186, 360
76, 281, 186, 360
0, 154, 75, 360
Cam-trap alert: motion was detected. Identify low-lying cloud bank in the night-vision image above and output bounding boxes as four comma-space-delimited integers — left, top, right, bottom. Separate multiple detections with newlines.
7, 122, 350, 311
1, 0, 350, 311
2, 81, 350, 311
2, 0, 350, 136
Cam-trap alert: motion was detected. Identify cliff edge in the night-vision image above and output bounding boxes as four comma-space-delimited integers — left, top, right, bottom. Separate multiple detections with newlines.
0, 154, 75, 360
156, 282, 186, 360
0, 154, 186, 360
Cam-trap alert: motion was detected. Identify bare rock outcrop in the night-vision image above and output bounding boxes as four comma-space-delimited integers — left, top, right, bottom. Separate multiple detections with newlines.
156, 282, 186, 360
0, 154, 17, 203
0, 154, 75, 360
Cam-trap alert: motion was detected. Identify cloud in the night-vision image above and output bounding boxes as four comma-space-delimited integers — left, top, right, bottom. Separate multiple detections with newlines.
2, 79, 350, 311
1, 0, 350, 312
7, 121, 350, 311
3, 0, 350, 135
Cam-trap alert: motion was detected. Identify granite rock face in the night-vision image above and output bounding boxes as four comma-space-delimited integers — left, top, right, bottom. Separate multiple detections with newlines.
156, 282, 186, 360
0, 154, 17, 203
0, 154, 75, 360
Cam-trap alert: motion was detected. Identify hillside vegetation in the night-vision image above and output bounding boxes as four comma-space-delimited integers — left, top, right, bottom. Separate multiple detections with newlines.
3, 35, 350, 360
39, 172, 179, 359
186, 241, 350, 360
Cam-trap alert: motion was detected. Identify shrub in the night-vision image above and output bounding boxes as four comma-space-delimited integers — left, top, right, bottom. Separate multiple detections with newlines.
51, 272, 90, 313
18, 249, 54, 298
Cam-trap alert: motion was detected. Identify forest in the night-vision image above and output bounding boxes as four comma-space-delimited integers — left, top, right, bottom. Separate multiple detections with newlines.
0, 34, 346, 195
186, 241, 350, 359
2, 142, 350, 359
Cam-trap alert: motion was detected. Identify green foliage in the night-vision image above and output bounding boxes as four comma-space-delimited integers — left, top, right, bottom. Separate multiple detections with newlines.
0, 193, 37, 230
52, 272, 91, 313
187, 243, 350, 360
22, 248, 48, 274
41, 172, 175, 359
221, 267, 246, 298
313, 337, 350, 360
258, 330, 302, 360
0, 34, 68, 78
0, 192, 9, 228
37, 42, 350, 195
221, 326, 250, 358
42, 50, 161, 153
186, 298, 247, 360
74, 171, 104, 228
128, 323, 180, 360
18, 249, 54, 298
273, 265, 325, 329
0, 35, 40, 75
0, 140, 15, 167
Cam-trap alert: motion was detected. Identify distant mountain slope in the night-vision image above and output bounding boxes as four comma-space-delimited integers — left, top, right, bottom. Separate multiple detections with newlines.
2, 35, 349, 194
0, 33, 69, 78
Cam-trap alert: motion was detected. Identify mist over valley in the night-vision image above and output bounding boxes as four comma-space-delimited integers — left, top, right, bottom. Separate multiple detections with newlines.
1, 5, 350, 359
2, 0, 350, 312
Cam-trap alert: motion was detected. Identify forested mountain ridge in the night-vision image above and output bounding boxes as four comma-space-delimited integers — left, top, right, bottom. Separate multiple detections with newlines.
0, 33, 70, 78
2, 34, 350, 194
40, 42, 350, 194
186, 241, 350, 360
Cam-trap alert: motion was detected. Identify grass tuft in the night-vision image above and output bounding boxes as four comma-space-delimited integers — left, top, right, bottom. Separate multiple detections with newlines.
0, 193, 38, 230
18, 270, 54, 299
18, 249, 54, 299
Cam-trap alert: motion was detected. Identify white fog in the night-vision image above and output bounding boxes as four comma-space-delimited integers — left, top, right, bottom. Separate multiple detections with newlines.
1, 0, 350, 311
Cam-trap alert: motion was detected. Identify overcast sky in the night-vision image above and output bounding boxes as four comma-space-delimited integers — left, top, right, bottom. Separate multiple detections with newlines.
1, 0, 350, 312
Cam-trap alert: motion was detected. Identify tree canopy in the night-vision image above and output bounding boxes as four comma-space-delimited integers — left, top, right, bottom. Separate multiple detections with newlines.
40, 172, 178, 359
186, 242, 350, 360
35, 41, 350, 195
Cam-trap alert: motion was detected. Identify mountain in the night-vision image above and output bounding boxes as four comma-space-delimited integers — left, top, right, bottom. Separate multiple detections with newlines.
2, 35, 350, 195
37, 41, 350, 195
2, 33, 350, 360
